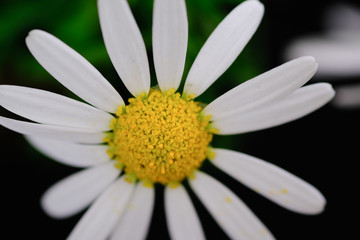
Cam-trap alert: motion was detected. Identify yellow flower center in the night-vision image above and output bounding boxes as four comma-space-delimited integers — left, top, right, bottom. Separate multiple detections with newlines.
104, 89, 215, 185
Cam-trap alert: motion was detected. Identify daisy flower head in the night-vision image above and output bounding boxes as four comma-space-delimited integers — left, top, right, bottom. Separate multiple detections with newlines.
0, 0, 335, 239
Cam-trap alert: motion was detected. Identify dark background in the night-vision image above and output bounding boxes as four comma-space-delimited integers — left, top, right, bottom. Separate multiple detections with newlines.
1, 0, 358, 239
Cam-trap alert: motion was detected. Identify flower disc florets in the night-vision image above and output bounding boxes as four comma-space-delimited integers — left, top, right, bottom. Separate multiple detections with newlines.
105, 89, 215, 185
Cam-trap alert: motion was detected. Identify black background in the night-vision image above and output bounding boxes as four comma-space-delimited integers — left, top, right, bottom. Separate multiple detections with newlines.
1, 0, 359, 239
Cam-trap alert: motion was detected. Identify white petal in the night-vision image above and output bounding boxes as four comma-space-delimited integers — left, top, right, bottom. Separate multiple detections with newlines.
98, 0, 150, 96
152, 0, 188, 92
68, 176, 135, 240
0, 85, 113, 131
189, 171, 274, 240
41, 162, 120, 219
110, 182, 154, 240
183, 0, 264, 97
26, 136, 110, 167
0, 116, 105, 144
25, 29, 123, 113
333, 83, 360, 108
284, 36, 360, 78
165, 184, 205, 240
214, 83, 335, 135
204, 57, 318, 121
211, 148, 326, 214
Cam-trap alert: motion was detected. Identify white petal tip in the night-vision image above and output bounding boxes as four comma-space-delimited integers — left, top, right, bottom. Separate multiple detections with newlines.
247, 0, 264, 9
315, 200, 327, 215
295, 56, 318, 71
303, 194, 327, 215
28, 29, 40, 35
321, 83, 336, 99
300, 55, 316, 63
311, 188, 327, 214
40, 193, 66, 219
26, 29, 46, 40
250, 0, 265, 16
27, 29, 37, 37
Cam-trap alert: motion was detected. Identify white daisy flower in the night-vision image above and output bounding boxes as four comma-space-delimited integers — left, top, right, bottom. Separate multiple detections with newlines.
284, 3, 360, 108
0, 0, 334, 239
